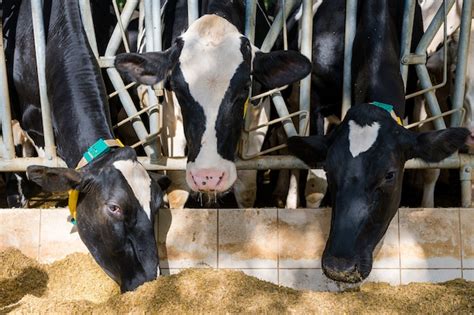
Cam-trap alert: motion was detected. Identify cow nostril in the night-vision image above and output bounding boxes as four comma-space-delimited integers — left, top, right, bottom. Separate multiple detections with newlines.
202, 181, 206, 185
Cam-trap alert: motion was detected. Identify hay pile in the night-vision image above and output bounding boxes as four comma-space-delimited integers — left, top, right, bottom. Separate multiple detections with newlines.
1, 248, 473, 314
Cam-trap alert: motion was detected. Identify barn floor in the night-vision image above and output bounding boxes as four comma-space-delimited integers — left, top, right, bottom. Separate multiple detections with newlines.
0, 248, 473, 314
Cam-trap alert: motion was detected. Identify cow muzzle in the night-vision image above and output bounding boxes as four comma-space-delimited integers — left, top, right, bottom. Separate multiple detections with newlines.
322, 254, 371, 283
187, 168, 230, 192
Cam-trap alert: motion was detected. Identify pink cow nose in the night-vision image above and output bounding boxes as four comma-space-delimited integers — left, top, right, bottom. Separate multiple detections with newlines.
190, 169, 226, 192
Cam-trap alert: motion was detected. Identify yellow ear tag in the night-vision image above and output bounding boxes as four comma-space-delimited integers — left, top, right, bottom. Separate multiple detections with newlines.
243, 97, 249, 119
68, 189, 79, 225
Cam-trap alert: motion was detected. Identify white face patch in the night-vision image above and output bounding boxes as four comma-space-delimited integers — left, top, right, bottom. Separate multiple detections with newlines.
113, 160, 152, 221
348, 120, 381, 158
178, 15, 244, 186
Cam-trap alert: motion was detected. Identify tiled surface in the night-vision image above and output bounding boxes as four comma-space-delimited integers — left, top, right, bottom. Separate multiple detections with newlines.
218, 209, 278, 268
399, 208, 461, 269
279, 269, 359, 292
278, 208, 330, 268
233, 269, 278, 284
401, 269, 462, 284
38, 209, 88, 263
2, 207, 473, 290
0, 209, 41, 259
372, 214, 400, 269
158, 208, 218, 269
460, 209, 474, 268
463, 269, 474, 281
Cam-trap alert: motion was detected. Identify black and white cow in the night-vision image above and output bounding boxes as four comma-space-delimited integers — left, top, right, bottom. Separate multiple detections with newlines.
288, 0, 470, 283
4, 0, 169, 292
115, 0, 312, 198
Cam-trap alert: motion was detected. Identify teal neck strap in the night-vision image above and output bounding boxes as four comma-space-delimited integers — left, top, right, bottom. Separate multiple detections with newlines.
371, 101, 394, 113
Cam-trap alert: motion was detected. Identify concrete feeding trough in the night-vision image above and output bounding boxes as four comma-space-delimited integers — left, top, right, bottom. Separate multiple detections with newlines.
1, 207, 472, 291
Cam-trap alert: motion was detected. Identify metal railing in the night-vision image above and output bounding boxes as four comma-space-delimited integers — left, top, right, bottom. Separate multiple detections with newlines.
0, 0, 473, 207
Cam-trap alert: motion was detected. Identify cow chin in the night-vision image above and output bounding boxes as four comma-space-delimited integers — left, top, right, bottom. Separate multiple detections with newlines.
185, 160, 237, 193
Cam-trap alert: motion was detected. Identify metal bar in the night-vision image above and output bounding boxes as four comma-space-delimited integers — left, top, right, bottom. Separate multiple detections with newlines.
244, 110, 308, 133
341, 0, 358, 119
78, 0, 99, 59
144, 0, 155, 51
113, 104, 159, 129
260, 0, 299, 52
299, 0, 313, 136
415, 64, 447, 130
31, 0, 56, 160
400, 0, 416, 90
106, 68, 155, 156
188, 0, 199, 26
245, 0, 257, 43
272, 92, 298, 137
104, 0, 139, 57
415, 0, 455, 55
406, 0, 449, 100
1, 154, 472, 172
112, 0, 131, 53
460, 164, 472, 207
404, 107, 465, 129
450, 0, 473, 127
0, 24, 15, 160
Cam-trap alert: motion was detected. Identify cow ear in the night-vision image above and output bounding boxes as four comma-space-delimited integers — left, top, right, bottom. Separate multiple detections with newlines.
287, 135, 328, 168
252, 51, 312, 89
148, 172, 171, 191
27, 166, 82, 192
406, 128, 470, 162
115, 47, 178, 86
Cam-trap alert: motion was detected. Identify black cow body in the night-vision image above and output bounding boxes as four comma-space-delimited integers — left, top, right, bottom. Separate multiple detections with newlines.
289, 0, 470, 283
4, 0, 168, 292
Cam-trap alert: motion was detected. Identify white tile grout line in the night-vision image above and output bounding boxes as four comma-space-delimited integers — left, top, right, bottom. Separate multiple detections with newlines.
37, 208, 42, 261
216, 208, 220, 269
277, 208, 280, 285
459, 208, 464, 279
397, 209, 402, 285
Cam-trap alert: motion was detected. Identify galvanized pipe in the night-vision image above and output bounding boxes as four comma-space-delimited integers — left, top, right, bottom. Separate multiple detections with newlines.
415, 65, 447, 130
2, 154, 473, 172
31, 0, 57, 160
272, 92, 298, 137
460, 164, 472, 207
450, 0, 473, 127
400, 0, 416, 90
245, 0, 257, 43
104, 0, 139, 57
188, 0, 199, 26
0, 24, 15, 160
144, 0, 155, 51
78, 0, 99, 59
341, 0, 358, 119
260, 0, 299, 52
106, 68, 155, 157
299, 0, 313, 136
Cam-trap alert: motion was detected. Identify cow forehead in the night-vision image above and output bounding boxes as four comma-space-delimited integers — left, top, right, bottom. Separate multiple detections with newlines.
348, 120, 380, 158
179, 15, 245, 113
113, 160, 152, 221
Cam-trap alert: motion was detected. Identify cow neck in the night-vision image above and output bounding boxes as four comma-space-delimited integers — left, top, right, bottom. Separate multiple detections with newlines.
44, 0, 115, 167
353, 0, 406, 117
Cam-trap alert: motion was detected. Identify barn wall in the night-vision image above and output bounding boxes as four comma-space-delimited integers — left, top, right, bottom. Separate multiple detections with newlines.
1, 207, 473, 290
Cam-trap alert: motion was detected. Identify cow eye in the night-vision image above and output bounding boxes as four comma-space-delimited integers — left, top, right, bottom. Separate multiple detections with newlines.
385, 171, 396, 181
106, 204, 123, 218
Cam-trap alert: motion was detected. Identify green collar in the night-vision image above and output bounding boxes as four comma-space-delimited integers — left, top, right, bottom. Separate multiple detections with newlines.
370, 101, 403, 126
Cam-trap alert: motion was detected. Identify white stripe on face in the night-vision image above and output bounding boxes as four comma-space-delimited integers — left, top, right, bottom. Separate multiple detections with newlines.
348, 120, 380, 158
179, 15, 243, 168
113, 160, 152, 221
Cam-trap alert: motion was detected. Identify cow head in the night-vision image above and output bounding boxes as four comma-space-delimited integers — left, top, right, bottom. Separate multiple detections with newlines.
288, 103, 469, 283
27, 147, 170, 292
115, 14, 311, 194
